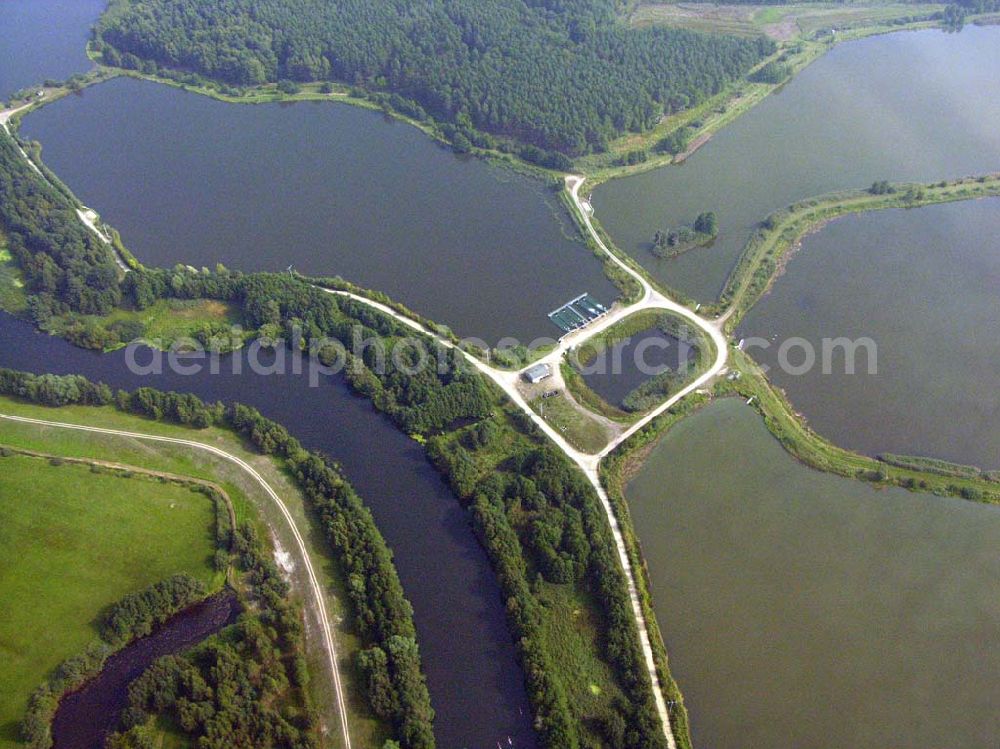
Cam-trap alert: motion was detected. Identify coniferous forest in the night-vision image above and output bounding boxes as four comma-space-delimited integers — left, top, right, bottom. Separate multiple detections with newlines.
93, 0, 774, 155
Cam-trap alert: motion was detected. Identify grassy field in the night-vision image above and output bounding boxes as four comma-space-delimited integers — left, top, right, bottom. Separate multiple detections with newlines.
0, 397, 390, 749
0, 243, 27, 316
536, 582, 625, 714
630, 1, 945, 39
0, 453, 219, 749
529, 391, 611, 453
99, 297, 240, 344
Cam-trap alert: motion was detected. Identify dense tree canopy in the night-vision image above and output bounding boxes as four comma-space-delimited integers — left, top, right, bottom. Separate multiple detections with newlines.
0, 134, 121, 317
94, 0, 774, 154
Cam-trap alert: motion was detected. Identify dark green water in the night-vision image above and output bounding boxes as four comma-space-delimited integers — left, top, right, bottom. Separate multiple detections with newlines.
628, 398, 1000, 749
0, 0, 104, 99
20, 77, 616, 345
595, 25, 1000, 301
577, 328, 692, 407
740, 198, 1000, 470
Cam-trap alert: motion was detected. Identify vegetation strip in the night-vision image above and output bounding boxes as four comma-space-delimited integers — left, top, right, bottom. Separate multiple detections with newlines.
715, 174, 1000, 328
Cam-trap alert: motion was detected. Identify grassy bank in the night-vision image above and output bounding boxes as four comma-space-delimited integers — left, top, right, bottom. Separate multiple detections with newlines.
722, 349, 1000, 503
715, 174, 1000, 327
561, 362, 634, 423
0, 451, 220, 749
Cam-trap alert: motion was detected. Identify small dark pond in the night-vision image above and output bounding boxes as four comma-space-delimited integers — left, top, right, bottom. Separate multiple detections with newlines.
52, 591, 241, 749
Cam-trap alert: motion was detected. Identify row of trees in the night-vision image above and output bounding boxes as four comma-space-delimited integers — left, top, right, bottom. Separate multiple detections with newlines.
101, 574, 209, 646
93, 0, 774, 155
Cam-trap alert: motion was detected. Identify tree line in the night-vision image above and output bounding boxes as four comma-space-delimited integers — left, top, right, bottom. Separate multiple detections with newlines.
101, 574, 209, 646
93, 0, 774, 155
0, 132, 121, 319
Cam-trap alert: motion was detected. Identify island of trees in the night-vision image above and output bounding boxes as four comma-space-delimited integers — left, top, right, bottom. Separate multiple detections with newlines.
92, 0, 774, 157
651, 211, 718, 259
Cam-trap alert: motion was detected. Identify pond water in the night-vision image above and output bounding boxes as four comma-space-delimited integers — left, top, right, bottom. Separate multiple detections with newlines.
739, 198, 1000, 470
594, 25, 1000, 301
0, 314, 537, 749
52, 591, 241, 749
576, 328, 692, 408
20, 77, 616, 345
0, 0, 103, 100
627, 398, 1000, 749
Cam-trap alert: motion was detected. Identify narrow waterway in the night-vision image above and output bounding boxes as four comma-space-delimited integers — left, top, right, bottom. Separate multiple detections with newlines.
51, 591, 241, 749
628, 398, 1000, 748
0, 314, 537, 749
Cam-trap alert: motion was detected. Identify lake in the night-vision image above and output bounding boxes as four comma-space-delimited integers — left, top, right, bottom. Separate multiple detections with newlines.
0, 0, 103, 100
594, 25, 1000, 301
20, 77, 616, 346
0, 314, 537, 749
628, 398, 1000, 749
740, 198, 1000, 470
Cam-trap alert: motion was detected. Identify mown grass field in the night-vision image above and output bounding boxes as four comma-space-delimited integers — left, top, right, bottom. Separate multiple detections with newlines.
529, 391, 611, 453
630, 1, 945, 39
0, 397, 388, 748
0, 454, 218, 749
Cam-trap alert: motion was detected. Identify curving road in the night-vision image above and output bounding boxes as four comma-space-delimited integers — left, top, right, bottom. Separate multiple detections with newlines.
0, 413, 353, 749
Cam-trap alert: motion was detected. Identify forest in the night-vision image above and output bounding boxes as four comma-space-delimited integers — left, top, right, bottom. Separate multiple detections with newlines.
93, 0, 774, 155
0, 132, 121, 318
